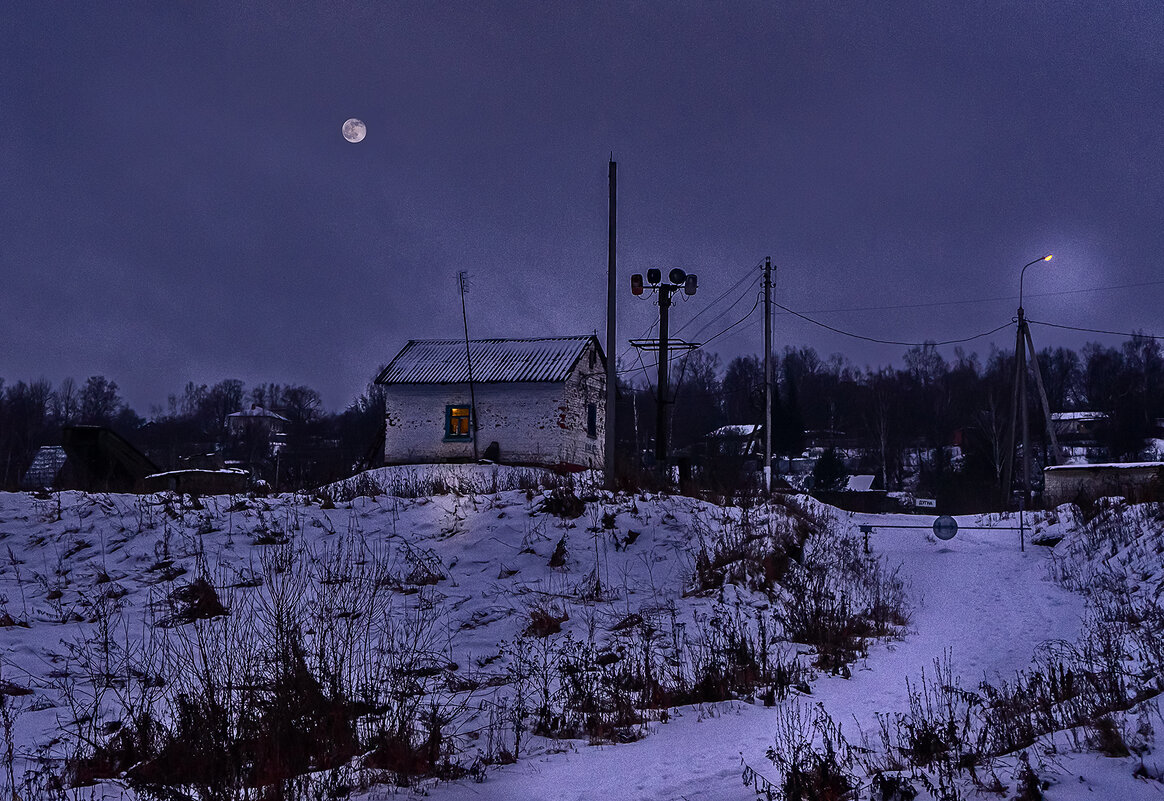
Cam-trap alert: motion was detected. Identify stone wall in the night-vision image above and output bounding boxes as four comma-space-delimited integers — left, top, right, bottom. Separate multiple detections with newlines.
1044, 463, 1163, 506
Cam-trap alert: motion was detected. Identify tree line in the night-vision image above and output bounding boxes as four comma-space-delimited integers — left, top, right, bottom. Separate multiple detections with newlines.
616, 334, 1164, 501
2, 333, 1161, 496
0, 375, 386, 490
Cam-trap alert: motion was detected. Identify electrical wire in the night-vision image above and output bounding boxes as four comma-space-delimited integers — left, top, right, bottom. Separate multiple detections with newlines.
669, 292, 764, 402
1025, 318, 1164, 341
778, 279, 1164, 317
773, 301, 1014, 346
621, 259, 761, 377
698, 291, 763, 349
685, 279, 762, 343
673, 259, 763, 336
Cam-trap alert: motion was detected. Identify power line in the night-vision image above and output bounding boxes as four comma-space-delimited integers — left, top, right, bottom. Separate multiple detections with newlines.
774, 301, 1014, 346
669, 292, 765, 402
698, 291, 763, 349
686, 280, 762, 342
1025, 318, 1164, 341
621, 259, 761, 379
617, 317, 658, 369
778, 279, 1164, 316
674, 265, 762, 337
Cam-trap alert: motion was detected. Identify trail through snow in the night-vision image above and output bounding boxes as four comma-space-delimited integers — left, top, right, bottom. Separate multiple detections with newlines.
414, 514, 1152, 801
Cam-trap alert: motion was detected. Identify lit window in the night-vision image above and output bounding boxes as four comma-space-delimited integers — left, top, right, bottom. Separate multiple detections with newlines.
446, 405, 471, 440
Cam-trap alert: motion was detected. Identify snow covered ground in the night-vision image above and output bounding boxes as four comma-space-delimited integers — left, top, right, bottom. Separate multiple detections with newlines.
1, 467, 1161, 800
415, 511, 1159, 801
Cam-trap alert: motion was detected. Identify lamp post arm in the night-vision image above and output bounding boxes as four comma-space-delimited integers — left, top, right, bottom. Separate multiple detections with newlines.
1018, 254, 1053, 312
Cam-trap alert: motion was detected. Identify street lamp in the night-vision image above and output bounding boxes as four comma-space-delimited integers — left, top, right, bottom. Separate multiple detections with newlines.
1003, 253, 1061, 533
1018, 254, 1053, 316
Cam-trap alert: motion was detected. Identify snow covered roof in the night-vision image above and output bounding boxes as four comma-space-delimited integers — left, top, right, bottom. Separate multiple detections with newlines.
145, 468, 250, 480
1051, 411, 1108, 421
844, 474, 876, 492
375, 336, 603, 385
20, 446, 67, 489
227, 405, 289, 422
1045, 461, 1164, 471
706, 424, 758, 438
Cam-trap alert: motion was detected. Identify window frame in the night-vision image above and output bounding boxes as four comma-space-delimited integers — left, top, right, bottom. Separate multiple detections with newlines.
586, 402, 598, 439
444, 404, 472, 441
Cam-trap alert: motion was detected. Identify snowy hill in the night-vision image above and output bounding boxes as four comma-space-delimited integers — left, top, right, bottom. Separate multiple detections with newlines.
0, 467, 1161, 800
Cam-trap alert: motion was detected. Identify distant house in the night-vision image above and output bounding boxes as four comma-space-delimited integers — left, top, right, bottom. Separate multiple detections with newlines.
1052, 411, 1110, 463
1052, 411, 1108, 443
227, 405, 289, 437
697, 424, 761, 459
374, 336, 606, 469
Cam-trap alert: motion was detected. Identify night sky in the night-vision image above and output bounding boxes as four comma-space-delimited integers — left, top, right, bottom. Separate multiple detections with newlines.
3, 2, 1163, 413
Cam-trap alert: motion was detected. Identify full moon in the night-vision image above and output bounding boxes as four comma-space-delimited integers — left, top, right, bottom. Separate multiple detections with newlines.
342, 118, 366, 143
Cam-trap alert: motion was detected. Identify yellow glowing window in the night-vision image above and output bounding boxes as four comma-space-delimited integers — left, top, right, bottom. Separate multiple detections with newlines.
446, 405, 471, 440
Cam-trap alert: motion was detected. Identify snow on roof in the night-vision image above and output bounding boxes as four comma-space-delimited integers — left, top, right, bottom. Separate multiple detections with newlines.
844, 474, 876, 492
227, 405, 289, 421
1051, 411, 1108, 421
375, 336, 602, 384
1045, 461, 1164, 471
706, 424, 758, 438
145, 468, 250, 479
20, 446, 68, 489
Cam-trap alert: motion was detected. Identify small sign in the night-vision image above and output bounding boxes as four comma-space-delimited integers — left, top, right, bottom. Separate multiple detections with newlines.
932, 515, 958, 540
914, 497, 937, 509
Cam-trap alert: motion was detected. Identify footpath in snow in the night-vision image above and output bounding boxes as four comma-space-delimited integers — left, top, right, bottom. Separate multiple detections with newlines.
414, 512, 1154, 801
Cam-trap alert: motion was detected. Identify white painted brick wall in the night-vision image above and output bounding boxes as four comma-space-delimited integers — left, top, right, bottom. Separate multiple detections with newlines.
383, 342, 605, 468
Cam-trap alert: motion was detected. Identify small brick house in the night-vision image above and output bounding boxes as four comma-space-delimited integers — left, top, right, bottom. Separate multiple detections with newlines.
374, 336, 606, 469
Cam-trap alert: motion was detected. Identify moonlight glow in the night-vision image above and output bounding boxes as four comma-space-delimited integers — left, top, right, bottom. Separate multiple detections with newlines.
342, 118, 366, 143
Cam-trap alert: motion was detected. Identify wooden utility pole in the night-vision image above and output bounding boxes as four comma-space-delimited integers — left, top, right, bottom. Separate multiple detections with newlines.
1002, 297, 1062, 510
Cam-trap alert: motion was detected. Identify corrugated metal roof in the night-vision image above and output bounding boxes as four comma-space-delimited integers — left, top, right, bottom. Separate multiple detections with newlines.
20, 446, 68, 490
375, 336, 601, 385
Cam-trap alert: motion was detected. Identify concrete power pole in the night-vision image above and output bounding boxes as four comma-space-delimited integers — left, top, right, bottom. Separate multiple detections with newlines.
763, 257, 772, 494
604, 160, 617, 489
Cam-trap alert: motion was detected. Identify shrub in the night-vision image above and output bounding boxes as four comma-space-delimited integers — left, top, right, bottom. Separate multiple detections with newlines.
525, 605, 568, 638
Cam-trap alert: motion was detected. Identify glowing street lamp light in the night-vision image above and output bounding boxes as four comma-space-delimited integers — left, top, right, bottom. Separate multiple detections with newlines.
1018, 254, 1053, 315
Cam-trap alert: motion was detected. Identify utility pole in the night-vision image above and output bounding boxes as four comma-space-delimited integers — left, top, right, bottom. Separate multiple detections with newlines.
630, 268, 698, 480
604, 159, 617, 489
763, 256, 772, 495
655, 283, 674, 469
1002, 255, 1060, 510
